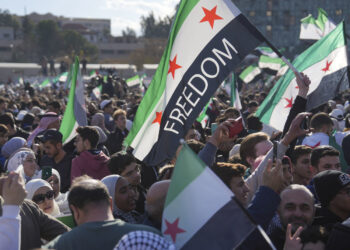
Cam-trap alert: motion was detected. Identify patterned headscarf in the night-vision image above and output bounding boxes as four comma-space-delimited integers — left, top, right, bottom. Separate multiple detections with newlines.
7, 150, 34, 173
27, 112, 60, 146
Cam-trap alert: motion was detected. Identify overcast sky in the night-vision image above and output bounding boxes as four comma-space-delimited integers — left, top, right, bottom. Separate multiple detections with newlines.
4, 0, 179, 36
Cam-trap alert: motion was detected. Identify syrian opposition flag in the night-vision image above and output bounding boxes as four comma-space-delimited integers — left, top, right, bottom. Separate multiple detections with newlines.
92, 84, 102, 100
256, 22, 349, 131
126, 75, 141, 88
162, 143, 256, 249
259, 55, 284, 72
239, 65, 262, 83
300, 8, 336, 40
196, 99, 212, 128
59, 57, 88, 144
224, 73, 242, 109
124, 0, 265, 166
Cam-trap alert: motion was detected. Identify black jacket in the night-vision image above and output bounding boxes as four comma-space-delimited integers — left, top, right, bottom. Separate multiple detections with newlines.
313, 206, 343, 232
105, 127, 128, 155
327, 223, 350, 250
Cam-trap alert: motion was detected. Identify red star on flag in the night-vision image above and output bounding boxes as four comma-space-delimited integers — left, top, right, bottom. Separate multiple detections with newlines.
163, 218, 186, 242
200, 6, 223, 29
168, 55, 182, 79
284, 97, 293, 108
322, 60, 333, 72
306, 141, 321, 149
152, 111, 162, 125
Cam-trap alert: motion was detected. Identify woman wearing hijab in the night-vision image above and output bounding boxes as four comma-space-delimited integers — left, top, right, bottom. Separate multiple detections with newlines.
25, 179, 60, 216
27, 112, 61, 146
51, 169, 70, 214
101, 175, 140, 224
7, 149, 40, 183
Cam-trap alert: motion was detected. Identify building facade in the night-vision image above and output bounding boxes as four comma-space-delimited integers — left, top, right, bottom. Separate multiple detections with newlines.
233, 0, 350, 55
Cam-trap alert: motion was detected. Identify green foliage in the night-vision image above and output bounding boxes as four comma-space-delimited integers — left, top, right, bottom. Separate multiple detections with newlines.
140, 12, 173, 38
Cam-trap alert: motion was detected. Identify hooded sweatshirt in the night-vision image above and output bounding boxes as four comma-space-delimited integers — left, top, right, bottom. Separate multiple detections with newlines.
71, 150, 110, 183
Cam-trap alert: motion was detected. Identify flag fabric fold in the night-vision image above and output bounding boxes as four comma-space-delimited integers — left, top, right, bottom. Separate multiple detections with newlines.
257, 22, 349, 131
59, 57, 88, 144
239, 65, 262, 84
162, 143, 256, 249
299, 8, 336, 40
125, 0, 265, 166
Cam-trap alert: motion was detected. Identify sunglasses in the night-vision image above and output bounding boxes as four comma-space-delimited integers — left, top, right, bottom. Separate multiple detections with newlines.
32, 190, 55, 204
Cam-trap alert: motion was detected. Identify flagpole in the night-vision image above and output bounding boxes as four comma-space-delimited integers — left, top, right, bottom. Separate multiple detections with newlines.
260, 38, 303, 80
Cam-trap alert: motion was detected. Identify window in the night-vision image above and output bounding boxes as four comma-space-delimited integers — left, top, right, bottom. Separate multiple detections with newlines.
249, 11, 255, 17
3, 33, 10, 38
100, 49, 114, 54
336, 9, 342, 16
266, 25, 272, 31
266, 11, 272, 16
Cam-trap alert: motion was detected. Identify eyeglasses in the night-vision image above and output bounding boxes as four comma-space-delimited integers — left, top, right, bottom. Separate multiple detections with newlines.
32, 190, 55, 204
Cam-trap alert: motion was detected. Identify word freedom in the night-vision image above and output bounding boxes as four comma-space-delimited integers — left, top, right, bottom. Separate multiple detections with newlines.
164, 38, 238, 135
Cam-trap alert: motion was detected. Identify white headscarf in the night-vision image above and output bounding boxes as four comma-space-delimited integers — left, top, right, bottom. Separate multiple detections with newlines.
7, 150, 34, 172
25, 179, 52, 200
101, 175, 121, 213
51, 168, 61, 185
25, 179, 60, 216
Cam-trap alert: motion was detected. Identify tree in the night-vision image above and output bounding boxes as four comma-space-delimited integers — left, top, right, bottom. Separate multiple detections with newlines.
61, 30, 98, 60
36, 20, 61, 58
140, 12, 172, 38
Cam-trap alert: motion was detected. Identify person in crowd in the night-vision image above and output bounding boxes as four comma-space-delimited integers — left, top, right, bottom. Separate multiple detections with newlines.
91, 112, 109, 136
47, 101, 61, 115
106, 109, 128, 155
242, 101, 258, 119
51, 169, 70, 214
39, 129, 73, 193
27, 112, 61, 146
7, 149, 40, 183
25, 179, 60, 216
0, 173, 69, 250
0, 113, 29, 140
44, 176, 159, 249
0, 97, 8, 115
71, 126, 110, 182
290, 145, 312, 185
100, 99, 115, 132
0, 172, 27, 250
1, 137, 26, 168
114, 231, 174, 250
91, 125, 110, 156
0, 124, 9, 171
269, 184, 315, 250
107, 151, 146, 214
21, 113, 35, 131
313, 170, 350, 232
101, 175, 140, 223
143, 180, 170, 230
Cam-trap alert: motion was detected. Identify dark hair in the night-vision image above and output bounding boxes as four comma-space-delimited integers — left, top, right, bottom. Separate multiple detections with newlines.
310, 112, 333, 130
68, 175, 110, 209
247, 114, 263, 131
300, 225, 328, 245
291, 145, 312, 165
224, 107, 240, 118
108, 151, 136, 175
48, 101, 61, 110
187, 139, 204, 154
248, 101, 258, 108
0, 113, 15, 128
211, 162, 247, 188
76, 126, 99, 149
0, 124, 8, 135
311, 146, 340, 167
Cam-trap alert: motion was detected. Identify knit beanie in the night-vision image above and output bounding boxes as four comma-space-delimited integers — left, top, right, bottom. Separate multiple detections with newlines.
313, 170, 350, 207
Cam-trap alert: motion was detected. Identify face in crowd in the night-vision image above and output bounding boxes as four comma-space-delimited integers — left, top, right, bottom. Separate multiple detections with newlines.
120, 162, 141, 186
32, 186, 55, 214
278, 186, 315, 233
23, 153, 38, 178
114, 177, 137, 212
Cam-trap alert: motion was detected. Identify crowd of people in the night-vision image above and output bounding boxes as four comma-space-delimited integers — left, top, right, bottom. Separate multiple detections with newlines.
0, 66, 350, 250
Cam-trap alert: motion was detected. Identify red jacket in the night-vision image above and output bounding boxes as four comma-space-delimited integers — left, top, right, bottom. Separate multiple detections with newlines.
71, 150, 110, 183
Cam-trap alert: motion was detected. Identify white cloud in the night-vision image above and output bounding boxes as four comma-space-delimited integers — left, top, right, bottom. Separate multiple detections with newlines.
105, 0, 178, 36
